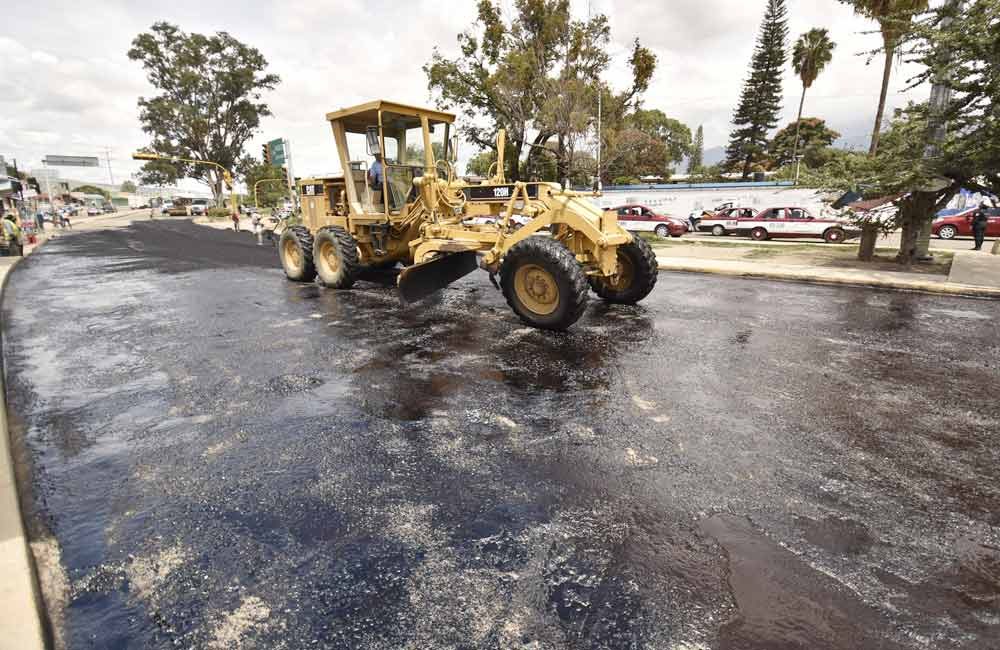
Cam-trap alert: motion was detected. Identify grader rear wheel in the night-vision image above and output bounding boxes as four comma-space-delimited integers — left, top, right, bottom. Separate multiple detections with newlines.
500, 237, 588, 331
279, 226, 316, 282
314, 226, 360, 289
588, 236, 658, 304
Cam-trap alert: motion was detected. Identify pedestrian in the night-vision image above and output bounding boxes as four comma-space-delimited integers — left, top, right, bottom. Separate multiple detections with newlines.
3, 213, 23, 256
972, 201, 990, 251
252, 211, 262, 234
231, 211, 241, 232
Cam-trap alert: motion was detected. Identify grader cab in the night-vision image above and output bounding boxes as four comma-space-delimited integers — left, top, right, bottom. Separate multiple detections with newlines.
278, 99, 658, 330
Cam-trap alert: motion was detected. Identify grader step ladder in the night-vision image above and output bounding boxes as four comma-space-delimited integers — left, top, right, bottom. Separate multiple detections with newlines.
278, 99, 658, 330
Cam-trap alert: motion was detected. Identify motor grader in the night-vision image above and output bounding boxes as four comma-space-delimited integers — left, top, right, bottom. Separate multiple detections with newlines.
279, 100, 658, 330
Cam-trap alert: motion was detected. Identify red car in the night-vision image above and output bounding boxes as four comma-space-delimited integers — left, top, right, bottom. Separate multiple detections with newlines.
608, 204, 687, 238
933, 207, 1000, 239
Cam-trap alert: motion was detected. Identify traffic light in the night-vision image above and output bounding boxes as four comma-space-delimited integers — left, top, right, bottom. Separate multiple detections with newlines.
262, 143, 272, 165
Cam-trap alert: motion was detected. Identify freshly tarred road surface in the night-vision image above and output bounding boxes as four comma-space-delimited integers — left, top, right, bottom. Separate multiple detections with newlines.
3, 218, 1000, 649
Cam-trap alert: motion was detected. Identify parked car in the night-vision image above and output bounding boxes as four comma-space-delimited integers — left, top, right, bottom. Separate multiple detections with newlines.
607, 204, 687, 238
933, 206, 1000, 239
86, 206, 100, 216
166, 204, 191, 217
102, 203, 116, 213
698, 206, 759, 235
701, 206, 858, 243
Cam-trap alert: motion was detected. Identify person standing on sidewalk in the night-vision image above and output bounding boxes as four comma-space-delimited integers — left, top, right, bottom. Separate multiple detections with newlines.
3, 214, 23, 256
972, 202, 990, 250
231, 211, 240, 232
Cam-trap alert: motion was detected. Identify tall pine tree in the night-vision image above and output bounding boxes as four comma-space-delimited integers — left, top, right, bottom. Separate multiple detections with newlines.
725, 0, 788, 179
688, 125, 705, 173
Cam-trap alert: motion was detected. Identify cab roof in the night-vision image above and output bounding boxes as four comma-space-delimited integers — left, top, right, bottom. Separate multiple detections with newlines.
325, 100, 455, 132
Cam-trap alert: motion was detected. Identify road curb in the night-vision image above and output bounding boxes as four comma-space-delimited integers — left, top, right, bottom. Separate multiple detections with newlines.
0, 243, 51, 650
656, 258, 1000, 299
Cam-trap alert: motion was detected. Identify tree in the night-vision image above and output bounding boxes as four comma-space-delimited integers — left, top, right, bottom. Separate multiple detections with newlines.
840, 0, 929, 155
628, 109, 692, 167
71, 185, 109, 199
465, 151, 497, 177
790, 29, 835, 172
128, 23, 280, 202
725, 0, 788, 179
688, 125, 704, 173
243, 160, 289, 208
769, 118, 840, 168
425, 0, 654, 182
120, 180, 137, 193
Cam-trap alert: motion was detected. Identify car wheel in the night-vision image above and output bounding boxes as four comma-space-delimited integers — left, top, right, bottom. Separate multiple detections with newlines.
712, 225, 726, 236
655, 224, 670, 238
938, 224, 957, 240
750, 227, 768, 241
823, 227, 846, 244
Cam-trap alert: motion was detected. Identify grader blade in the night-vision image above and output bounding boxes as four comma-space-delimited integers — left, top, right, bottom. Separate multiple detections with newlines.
398, 251, 479, 302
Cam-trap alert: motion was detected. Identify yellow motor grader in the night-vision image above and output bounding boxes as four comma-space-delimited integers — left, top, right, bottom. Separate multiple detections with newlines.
280, 100, 658, 330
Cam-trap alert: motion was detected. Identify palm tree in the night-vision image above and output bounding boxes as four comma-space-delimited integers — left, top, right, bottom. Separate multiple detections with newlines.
791, 29, 836, 177
843, 0, 929, 155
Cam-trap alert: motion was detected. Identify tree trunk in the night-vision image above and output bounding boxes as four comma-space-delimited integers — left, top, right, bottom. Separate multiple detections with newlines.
741, 153, 753, 181
897, 193, 937, 267
870, 44, 895, 156
507, 139, 523, 182
791, 84, 807, 169
857, 226, 878, 261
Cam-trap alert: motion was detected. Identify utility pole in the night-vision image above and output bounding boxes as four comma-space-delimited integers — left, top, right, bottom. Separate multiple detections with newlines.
104, 147, 115, 186
914, 0, 964, 261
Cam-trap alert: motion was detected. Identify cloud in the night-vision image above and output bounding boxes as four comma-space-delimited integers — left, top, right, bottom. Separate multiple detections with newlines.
0, 0, 931, 188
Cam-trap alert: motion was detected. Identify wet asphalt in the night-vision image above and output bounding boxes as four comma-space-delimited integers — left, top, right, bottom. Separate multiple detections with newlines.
3, 219, 1000, 649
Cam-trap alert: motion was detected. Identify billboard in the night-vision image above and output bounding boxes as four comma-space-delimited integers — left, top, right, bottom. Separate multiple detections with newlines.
43, 155, 100, 167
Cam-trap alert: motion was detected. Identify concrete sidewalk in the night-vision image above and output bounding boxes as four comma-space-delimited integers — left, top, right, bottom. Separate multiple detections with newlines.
0, 248, 47, 649
656, 254, 1000, 298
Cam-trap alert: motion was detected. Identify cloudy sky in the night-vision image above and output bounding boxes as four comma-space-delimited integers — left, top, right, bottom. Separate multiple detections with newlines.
0, 0, 932, 190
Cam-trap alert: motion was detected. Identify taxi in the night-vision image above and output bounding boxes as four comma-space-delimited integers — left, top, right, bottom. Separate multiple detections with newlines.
700, 206, 857, 243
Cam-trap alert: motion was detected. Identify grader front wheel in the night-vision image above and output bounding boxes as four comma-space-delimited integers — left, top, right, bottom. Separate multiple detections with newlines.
279, 226, 317, 282
500, 237, 589, 331
314, 226, 361, 289
589, 236, 659, 304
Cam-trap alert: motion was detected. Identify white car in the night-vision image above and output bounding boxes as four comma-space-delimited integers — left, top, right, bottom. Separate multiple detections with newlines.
86, 206, 100, 216
700, 206, 859, 243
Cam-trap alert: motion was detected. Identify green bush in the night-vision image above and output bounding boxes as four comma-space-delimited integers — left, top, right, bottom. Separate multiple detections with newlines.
206, 207, 232, 220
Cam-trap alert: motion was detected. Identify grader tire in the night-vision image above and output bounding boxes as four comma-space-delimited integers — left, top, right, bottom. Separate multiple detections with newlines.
314, 226, 361, 289
500, 237, 589, 331
279, 225, 316, 282
589, 235, 658, 304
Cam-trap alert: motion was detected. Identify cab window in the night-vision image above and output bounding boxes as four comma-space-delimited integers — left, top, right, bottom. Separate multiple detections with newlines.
759, 208, 784, 220
789, 208, 810, 220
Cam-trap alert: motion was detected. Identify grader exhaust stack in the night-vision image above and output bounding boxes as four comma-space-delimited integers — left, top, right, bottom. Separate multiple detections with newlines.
277, 100, 658, 330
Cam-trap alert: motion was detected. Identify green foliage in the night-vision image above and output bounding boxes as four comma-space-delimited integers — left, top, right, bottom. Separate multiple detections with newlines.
688, 125, 704, 173
725, 0, 788, 179
792, 29, 835, 91
243, 161, 289, 208
612, 176, 641, 186
120, 180, 137, 193
628, 109, 691, 165
206, 207, 232, 220
425, 0, 654, 182
128, 22, 280, 200
72, 185, 109, 199
769, 118, 840, 168
465, 151, 497, 177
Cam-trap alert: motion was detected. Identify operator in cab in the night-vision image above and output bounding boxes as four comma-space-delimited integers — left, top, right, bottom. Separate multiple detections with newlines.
368, 153, 384, 208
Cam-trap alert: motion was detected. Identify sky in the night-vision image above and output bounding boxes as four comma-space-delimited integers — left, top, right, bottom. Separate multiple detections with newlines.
0, 0, 933, 192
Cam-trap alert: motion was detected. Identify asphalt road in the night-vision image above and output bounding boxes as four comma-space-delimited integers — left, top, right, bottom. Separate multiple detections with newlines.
4, 219, 1000, 649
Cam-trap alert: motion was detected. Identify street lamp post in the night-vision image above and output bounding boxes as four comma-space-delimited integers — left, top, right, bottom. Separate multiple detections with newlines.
131, 152, 237, 218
